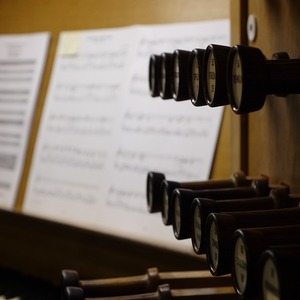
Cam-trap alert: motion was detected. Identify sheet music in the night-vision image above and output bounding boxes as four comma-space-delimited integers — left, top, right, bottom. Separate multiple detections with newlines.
24, 20, 229, 253
0, 32, 50, 209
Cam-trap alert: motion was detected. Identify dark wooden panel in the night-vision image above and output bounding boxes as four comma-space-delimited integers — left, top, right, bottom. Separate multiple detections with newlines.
247, 0, 300, 192
0, 209, 206, 285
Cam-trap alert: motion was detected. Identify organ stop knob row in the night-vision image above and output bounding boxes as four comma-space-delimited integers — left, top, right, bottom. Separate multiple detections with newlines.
143, 42, 300, 300
145, 169, 300, 300
149, 44, 300, 114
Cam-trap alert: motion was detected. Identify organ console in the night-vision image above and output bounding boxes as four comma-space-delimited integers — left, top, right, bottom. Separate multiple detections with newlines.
1, 1, 299, 299
146, 32, 300, 297
60, 18, 300, 299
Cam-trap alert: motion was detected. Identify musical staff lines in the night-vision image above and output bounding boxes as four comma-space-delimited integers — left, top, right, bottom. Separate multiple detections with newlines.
122, 110, 211, 138
136, 23, 229, 58
0, 56, 35, 151
53, 83, 120, 103
33, 186, 97, 205
0, 153, 16, 170
39, 143, 107, 170
106, 186, 146, 214
59, 49, 129, 72
0, 59, 34, 82
32, 174, 99, 205
0, 132, 21, 147
114, 148, 203, 179
46, 113, 114, 136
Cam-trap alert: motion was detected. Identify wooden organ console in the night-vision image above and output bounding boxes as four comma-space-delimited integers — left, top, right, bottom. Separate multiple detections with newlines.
0, 0, 300, 299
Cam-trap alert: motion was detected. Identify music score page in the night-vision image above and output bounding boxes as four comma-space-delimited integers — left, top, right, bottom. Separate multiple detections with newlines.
24, 21, 229, 253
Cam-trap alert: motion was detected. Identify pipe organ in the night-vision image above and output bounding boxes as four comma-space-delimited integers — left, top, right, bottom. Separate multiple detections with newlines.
0, 0, 299, 299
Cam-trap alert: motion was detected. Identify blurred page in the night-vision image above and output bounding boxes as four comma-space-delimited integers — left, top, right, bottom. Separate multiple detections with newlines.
0, 32, 50, 209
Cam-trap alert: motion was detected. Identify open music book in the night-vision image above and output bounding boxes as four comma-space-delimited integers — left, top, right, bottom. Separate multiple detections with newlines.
23, 20, 229, 253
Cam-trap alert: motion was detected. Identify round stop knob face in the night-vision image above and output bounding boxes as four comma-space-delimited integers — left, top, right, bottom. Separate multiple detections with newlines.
149, 55, 162, 97
174, 195, 181, 236
173, 55, 180, 97
192, 55, 200, 100
231, 52, 243, 110
192, 204, 202, 251
262, 258, 280, 300
188, 48, 206, 106
234, 236, 248, 295
203, 44, 231, 107
172, 49, 190, 101
206, 50, 216, 103
227, 45, 267, 114
159, 52, 173, 99
209, 220, 219, 271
